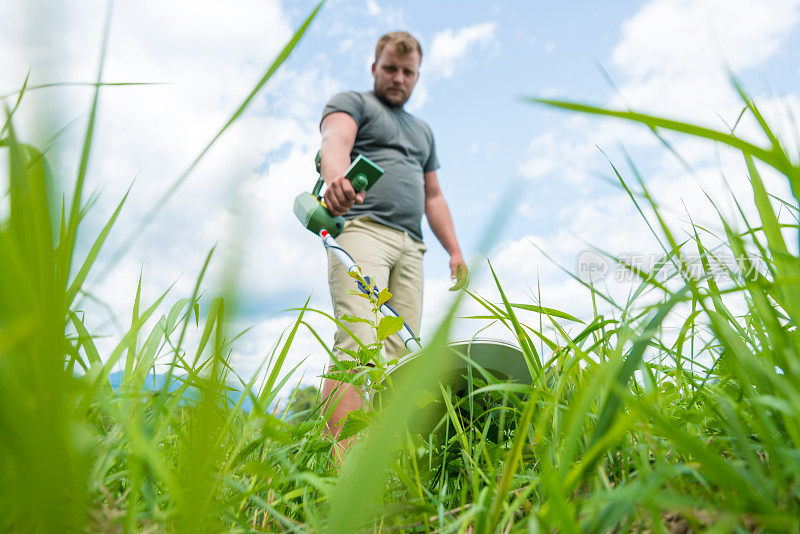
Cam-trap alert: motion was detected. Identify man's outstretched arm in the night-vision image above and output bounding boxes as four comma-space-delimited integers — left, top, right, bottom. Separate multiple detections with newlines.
320, 112, 361, 216
424, 170, 467, 288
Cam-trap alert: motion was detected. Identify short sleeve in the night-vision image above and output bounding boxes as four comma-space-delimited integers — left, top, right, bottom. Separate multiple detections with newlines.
321, 91, 364, 130
424, 133, 440, 173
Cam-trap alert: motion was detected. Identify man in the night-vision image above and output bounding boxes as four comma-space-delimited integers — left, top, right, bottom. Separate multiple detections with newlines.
318, 31, 466, 461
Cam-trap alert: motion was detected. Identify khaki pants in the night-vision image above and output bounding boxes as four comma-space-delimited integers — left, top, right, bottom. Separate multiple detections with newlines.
327, 218, 426, 363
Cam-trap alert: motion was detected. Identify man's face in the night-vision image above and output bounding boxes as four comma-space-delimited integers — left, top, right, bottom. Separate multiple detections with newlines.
371, 45, 420, 108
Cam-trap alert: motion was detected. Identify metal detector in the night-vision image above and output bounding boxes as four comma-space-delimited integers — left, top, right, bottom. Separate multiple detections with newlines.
294, 153, 530, 386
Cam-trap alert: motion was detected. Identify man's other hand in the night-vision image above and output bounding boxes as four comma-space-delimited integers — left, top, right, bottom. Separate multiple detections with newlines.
449, 254, 468, 291
324, 175, 366, 216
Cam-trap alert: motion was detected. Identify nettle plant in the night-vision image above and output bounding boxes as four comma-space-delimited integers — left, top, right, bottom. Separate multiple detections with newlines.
332, 271, 406, 371
319, 269, 409, 439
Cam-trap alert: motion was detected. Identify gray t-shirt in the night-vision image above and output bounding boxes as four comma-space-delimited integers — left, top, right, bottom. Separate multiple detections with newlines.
321, 90, 439, 243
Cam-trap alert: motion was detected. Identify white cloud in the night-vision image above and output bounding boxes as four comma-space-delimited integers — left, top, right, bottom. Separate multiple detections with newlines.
610, 0, 800, 125
521, 0, 800, 190
506, 0, 800, 353
613, 0, 800, 79
366, 0, 381, 17
406, 79, 429, 111
0, 0, 347, 385
406, 21, 498, 112
337, 37, 356, 54
425, 21, 498, 80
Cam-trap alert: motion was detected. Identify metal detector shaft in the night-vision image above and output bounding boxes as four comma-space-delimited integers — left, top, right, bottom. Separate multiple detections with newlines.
320, 229, 423, 352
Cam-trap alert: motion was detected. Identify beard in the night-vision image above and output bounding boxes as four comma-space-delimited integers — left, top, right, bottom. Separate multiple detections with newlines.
375, 85, 408, 108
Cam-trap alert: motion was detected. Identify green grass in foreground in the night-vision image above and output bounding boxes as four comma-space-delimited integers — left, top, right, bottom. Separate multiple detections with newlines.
2, 5, 800, 532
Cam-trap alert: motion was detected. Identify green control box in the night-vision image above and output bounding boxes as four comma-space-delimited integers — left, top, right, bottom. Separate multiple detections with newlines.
346, 154, 383, 192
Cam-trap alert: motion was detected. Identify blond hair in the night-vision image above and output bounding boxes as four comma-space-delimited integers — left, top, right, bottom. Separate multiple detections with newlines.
374, 31, 422, 63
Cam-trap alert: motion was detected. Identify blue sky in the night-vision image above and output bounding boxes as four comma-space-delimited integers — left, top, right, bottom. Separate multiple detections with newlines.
2, 0, 799, 385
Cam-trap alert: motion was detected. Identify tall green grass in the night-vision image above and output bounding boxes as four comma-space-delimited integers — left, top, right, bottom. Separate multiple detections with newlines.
0, 4, 331, 531
2, 4, 799, 530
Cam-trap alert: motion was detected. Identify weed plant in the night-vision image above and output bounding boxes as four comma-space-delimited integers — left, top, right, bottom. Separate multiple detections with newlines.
2, 3, 799, 531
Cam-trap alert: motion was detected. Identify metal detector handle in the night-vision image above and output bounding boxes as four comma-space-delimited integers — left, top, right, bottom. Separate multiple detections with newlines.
311, 176, 324, 198
296, 153, 384, 238
309, 173, 367, 201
